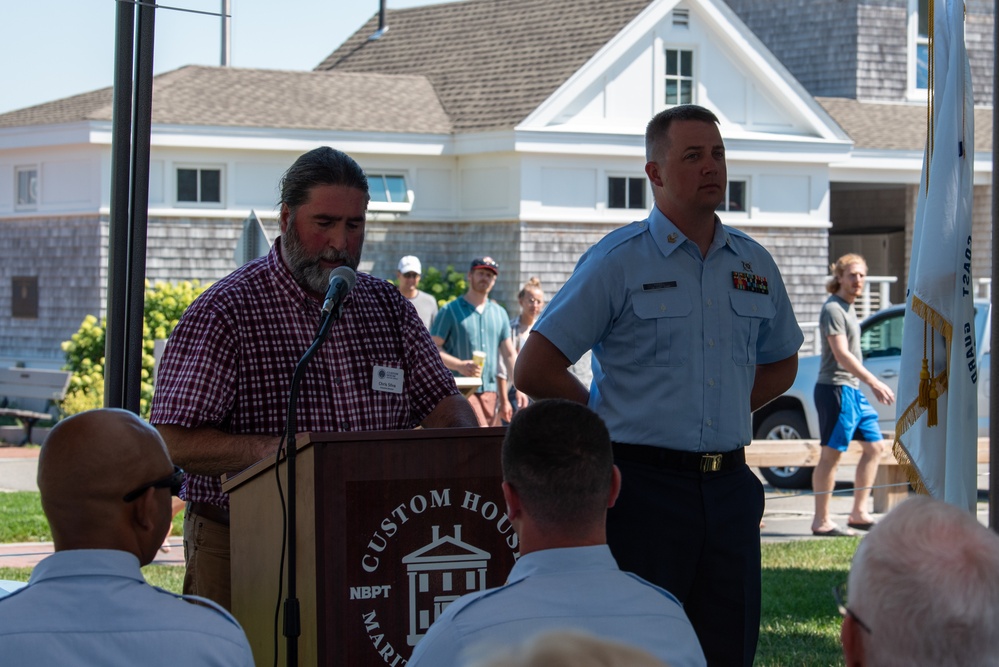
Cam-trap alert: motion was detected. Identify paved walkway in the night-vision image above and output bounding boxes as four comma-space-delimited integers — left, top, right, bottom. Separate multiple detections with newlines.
0, 538, 184, 569
1, 444, 991, 569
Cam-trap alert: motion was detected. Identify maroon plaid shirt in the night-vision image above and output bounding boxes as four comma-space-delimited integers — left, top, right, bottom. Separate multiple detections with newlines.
150, 240, 458, 508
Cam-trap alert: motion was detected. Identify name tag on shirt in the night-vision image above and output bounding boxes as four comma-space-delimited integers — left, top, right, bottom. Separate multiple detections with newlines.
372, 365, 404, 394
643, 281, 677, 291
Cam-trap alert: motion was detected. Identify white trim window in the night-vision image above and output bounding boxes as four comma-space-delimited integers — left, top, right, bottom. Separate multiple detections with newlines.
908, 0, 929, 96
369, 174, 409, 203
368, 173, 413, 212
664, 47, 695, 106
608, 176, 647, 210
15, 165, 38, 209
176, 166, 223, 206
717, 179, 748, 214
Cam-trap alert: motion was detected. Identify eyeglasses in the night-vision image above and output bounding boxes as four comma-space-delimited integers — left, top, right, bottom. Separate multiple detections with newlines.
522, 297, 543, 305
122, 465, 184, 502
833, 582, 872, 634
402, 272, 420, 279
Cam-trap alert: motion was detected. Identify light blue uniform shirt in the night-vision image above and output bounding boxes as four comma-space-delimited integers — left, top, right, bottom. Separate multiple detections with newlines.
534, 206, 803, 449
0, 549, 254, 666
408, 545, 706, 667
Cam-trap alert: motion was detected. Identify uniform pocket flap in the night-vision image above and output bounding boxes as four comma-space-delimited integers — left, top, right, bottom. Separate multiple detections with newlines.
729, 291, 776, 319
632, 290, 692, 320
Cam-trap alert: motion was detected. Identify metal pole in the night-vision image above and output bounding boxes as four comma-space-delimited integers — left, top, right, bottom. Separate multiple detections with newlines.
104, 0, 136, 410
123, 0, 156, 414
221, 0, 231, 66
104, 0, 155, 414
990, 0, 998, 531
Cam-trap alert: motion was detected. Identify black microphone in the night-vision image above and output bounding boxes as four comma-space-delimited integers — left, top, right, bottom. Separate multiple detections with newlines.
321, 266, 357, 317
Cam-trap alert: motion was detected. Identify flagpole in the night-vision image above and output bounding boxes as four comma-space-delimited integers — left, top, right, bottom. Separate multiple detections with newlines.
990, 0, 998, 532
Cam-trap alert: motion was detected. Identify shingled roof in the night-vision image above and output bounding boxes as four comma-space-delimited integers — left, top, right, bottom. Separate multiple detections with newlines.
817, 96, 992, 153
0, 66, 451, 134
317, 0, 656, 133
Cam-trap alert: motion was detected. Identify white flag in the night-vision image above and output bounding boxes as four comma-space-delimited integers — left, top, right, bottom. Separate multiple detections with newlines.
893, 0, 977, 512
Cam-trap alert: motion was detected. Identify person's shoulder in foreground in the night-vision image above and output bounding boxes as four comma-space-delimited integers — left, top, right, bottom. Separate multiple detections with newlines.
408, 545, 705, 667
0, 550, 254, 666
469, 630, 670, 667
0, 408, 253, 666
408, 399, 705, 667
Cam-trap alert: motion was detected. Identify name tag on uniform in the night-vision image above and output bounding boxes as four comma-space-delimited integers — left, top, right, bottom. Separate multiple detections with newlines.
643, 281, 677, 291
372, 365, 404, 394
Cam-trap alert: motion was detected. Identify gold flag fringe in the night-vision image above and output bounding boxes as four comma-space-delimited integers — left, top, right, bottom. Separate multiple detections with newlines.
893, 294, 954, 495
891, 438, 928, 496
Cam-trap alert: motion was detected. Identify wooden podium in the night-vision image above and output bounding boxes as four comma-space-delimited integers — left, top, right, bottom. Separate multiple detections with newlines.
222, 427, 515, 666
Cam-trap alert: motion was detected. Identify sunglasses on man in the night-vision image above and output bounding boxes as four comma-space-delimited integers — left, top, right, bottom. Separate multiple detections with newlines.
122, 465, 184, 502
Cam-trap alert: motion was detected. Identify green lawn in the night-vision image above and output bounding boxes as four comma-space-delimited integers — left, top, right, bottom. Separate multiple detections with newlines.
1, 565, 184, 594
0, 490, 185, 595
0, 491, 183, 543
757, 537, 860, 666
1, 490, 857, 665
0, 491, 50, 543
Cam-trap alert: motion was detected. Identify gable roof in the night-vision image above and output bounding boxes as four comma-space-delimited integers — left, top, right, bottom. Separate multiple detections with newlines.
0, 66, 451, 134
317, 0, 655, 133
817, 97, 992, 153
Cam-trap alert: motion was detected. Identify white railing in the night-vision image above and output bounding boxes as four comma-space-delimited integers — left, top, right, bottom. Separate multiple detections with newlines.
855, 276, 897, 319
798, 277, 990, 356
798, 276, 897, 355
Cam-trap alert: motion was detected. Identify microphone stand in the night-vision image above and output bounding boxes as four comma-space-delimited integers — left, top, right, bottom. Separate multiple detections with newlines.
282, 301, 343, 667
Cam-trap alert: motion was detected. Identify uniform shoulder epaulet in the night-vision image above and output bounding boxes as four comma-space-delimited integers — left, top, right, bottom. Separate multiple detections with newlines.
585, 220, 649, 261
151, 586, 244, 628
724, 224, 763, 248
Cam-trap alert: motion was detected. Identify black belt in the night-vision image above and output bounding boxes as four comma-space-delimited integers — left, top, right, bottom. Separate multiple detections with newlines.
613, 442, 746, 473
188, 501, 230, 527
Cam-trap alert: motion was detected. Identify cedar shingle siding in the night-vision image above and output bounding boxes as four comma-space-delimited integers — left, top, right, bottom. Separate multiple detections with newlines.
724, 0, 993, 105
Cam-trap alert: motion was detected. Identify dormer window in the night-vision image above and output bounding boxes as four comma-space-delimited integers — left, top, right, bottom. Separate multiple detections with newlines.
665, 48, 695, 106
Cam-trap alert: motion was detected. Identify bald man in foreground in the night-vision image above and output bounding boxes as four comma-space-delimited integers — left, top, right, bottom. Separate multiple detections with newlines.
0, 409, 253, 666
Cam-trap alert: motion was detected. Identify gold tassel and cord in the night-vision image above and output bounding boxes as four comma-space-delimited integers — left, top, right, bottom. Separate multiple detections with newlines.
918, 322, 931, 408
922, 320, 939, 427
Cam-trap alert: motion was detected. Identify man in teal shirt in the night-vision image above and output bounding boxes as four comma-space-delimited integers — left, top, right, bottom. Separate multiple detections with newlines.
432, 257, 518, 426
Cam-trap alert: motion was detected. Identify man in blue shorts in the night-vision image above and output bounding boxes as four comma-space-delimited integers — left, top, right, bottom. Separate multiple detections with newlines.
812, 253, 895, 537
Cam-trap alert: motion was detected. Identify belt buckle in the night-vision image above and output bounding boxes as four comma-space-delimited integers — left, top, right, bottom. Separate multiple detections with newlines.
700, 454, 723, 472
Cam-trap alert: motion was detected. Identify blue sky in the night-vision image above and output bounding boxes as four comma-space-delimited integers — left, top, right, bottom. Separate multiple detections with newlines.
0, 0, 461, 114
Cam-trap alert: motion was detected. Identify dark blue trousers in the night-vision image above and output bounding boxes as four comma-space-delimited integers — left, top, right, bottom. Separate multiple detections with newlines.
607, 457, 764, 667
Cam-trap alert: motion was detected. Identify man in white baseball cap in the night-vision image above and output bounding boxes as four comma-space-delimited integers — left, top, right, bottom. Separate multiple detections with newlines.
397, 255, 438, 329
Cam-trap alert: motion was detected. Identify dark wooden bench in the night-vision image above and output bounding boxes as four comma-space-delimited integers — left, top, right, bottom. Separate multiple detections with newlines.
0, 368, 72, 445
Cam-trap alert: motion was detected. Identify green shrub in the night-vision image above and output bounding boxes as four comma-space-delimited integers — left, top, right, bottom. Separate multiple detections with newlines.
60, 280, 209, 419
